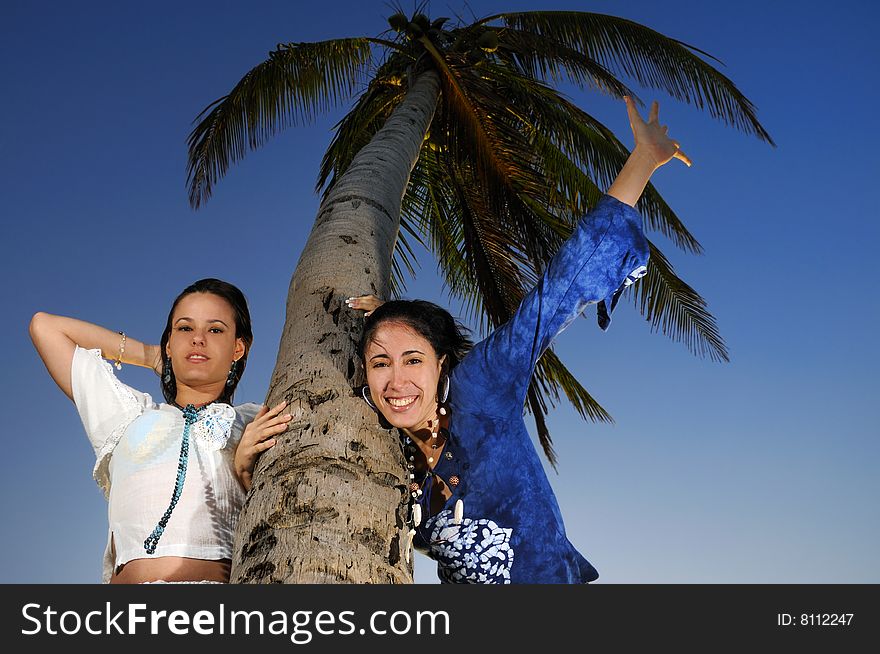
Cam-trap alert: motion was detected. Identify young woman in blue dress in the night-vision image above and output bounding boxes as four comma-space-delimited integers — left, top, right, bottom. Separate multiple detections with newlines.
346, 98, 689, 583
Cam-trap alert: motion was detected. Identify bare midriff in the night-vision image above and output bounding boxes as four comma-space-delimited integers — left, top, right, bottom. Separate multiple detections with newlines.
111, 557, 231, 584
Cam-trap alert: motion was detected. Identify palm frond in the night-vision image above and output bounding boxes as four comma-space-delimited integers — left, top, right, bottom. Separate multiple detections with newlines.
187, 38, 374, 208
526, 386, 558, 467
401, 150, 489, 325
482, 61, 703, 252
389, 214, 426, 297
417, 38, 546, 215
487, 11, 773, 144
317, 53, 414, 194
635, 240, 729, 362
533, 348, 613, 424
527, 346, 614, 464
491, 26, 636, 99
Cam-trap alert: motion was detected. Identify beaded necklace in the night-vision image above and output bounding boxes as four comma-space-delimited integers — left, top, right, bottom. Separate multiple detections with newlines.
143, 402, 208, 554
403, 421, 464, 562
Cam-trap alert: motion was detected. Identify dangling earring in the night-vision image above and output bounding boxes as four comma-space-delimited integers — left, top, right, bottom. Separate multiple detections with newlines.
437, 374, 450, 415
439, 374, 450, 403
162, 358, 173, 386
361, 385, 377, 410
226, 359, 238, 387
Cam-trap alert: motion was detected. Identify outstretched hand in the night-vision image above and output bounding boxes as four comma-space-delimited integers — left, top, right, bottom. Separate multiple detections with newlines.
625, 96, 691, 168
345, 294, 384, 318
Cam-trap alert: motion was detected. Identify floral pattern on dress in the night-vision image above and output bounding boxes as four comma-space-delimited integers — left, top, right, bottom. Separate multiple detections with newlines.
426, 509, 514, 584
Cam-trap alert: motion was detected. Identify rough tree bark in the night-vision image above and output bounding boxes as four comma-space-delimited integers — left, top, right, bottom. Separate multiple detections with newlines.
231, 71, 441, 583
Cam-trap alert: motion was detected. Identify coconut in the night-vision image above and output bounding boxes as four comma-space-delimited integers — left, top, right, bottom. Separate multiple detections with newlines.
412, 13, 430, 32
388, 13, 409, 32
478, 30, 499, 52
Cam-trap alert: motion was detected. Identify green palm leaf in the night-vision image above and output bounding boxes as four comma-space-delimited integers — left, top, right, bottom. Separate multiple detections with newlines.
528, 347, 615, 467
482, 61, 703, 252
317, 53, 413, 193
187, 38, 375, 208
491, 26, 636, 98
490, 11, 775, 144
635, 240, 730, 362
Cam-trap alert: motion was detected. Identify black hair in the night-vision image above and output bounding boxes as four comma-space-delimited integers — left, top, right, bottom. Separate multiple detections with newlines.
159, 278, 253, 405
358, 300, 473, 373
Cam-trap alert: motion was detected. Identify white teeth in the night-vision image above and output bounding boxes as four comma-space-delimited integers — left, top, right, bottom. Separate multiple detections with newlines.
387, 397, 416, 407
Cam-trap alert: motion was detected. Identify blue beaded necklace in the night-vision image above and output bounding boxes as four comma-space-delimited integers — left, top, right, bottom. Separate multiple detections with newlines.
143, 402, 207, 555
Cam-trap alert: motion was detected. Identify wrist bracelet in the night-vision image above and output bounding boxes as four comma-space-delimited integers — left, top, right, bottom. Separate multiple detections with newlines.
114, 331, 126, 370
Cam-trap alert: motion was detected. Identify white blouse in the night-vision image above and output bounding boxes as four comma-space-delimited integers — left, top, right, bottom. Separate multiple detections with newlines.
70, 346, 260, 583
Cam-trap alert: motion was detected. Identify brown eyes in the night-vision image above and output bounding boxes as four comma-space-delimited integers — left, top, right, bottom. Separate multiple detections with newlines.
371, 358, 422, 368
176, 326, 224, 334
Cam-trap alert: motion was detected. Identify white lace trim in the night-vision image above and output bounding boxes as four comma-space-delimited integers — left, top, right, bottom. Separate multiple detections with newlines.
82, 349, 146, 498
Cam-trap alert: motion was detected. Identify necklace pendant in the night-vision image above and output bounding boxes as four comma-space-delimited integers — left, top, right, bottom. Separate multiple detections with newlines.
453, 499, 464, 525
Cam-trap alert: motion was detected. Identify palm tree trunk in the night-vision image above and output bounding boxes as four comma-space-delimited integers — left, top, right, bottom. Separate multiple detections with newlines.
231, 70, 441, 583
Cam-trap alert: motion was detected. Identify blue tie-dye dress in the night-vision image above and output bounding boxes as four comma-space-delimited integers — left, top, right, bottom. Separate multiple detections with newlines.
412, 194, 650, 583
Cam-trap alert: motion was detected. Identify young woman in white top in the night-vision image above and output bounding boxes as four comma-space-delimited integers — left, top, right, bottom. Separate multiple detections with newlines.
30, 278, 290, 583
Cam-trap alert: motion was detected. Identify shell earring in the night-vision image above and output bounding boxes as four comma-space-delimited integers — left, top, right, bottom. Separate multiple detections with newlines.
437, 374, 450, 415
439, 374, 450, 403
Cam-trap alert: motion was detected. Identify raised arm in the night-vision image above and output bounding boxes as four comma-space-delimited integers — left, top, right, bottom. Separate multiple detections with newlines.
29, 313, 161, 400
452, 99, 688, 415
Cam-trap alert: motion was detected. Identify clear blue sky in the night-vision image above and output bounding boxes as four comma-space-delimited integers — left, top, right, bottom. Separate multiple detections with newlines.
2, 0, 877, 583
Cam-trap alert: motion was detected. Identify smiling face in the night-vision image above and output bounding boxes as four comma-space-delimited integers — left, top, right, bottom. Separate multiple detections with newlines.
364, 321, 445, 432
165, 292, 245, 395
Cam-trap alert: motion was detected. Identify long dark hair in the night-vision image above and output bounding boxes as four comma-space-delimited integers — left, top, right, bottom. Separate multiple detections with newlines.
359, 300, 473, 374
159, 278, 253, 405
